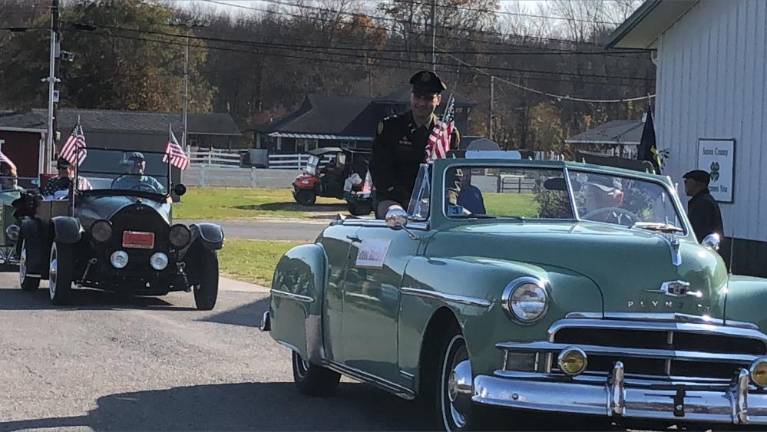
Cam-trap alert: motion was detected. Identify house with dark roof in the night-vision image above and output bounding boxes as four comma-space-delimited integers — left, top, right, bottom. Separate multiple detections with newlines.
564, 119, 645, 159
0, 111, 48, 178
255, 89, 474, 154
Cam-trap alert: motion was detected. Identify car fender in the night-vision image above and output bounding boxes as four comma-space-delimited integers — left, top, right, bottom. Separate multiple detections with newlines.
19, 217, 45, 274
268, 243, 327, 363
51, 216, 83, 244
398, 256, 604, 382
191, 222, 224, 250
723, 275, 767, 331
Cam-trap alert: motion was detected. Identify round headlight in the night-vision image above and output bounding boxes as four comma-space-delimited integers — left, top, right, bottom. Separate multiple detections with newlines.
150, 252, 168, 271
5, 224, 19, 242
91, 220, 112, 243
169, 224, 191, 248
558, 347, 588, 376
750, 357, 767, 387
502, 277, 549, 323
110, 250, 129, 269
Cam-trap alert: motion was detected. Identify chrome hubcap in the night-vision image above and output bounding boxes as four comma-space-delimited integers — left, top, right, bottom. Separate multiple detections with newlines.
442, 335, 471, 430
49, 245, 58, 299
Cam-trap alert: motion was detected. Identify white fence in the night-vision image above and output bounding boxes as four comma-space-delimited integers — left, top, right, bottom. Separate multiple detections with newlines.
189, 150, 333, 170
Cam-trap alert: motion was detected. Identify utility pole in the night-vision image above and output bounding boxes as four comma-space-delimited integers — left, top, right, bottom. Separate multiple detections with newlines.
431, 0, 437, 72
170, 18, 207, 152
44, 0, 60, 174
489, 76, 494, 141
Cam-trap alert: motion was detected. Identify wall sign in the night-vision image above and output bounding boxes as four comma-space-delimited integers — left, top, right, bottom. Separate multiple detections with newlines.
697, 139, 735, 203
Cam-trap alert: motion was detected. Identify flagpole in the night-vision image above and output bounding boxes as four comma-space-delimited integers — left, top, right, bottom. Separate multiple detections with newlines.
70, 116, 81, 216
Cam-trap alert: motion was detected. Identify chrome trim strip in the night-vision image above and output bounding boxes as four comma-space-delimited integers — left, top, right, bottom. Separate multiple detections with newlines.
493, 370, 740, 389
271, 289, 314, 303
498, 341, 758, 364
323, 360, 416, 400
400, 287, 492, 308
399, 370, 415, 379
23, 273, 41, 278
548, 318, 767, 343
565, 312, 759, 330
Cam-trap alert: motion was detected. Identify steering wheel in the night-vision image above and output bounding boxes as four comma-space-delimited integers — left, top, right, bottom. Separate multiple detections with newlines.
111, 175, 158, 193
582, 207, 638, 226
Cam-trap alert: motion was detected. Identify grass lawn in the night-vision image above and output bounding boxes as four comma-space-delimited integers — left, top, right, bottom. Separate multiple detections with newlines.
219, 239, 303, 287
174, 187, 347, 220
482, 192, 539, 218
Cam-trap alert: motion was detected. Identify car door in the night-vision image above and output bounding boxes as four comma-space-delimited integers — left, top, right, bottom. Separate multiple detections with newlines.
340, 221, 423, 384
317, 223, 361, 363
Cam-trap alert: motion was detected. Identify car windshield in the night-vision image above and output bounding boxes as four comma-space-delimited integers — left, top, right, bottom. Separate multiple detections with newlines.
443, 165, 683, 229
76, 148, 170, 196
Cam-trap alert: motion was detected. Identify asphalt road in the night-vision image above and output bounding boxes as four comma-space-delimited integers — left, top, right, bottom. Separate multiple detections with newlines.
178, 219, 328, 242
0, 273, 664, 432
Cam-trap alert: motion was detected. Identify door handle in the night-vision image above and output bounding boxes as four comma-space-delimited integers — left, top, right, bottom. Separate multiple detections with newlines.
346, 234, 362, 243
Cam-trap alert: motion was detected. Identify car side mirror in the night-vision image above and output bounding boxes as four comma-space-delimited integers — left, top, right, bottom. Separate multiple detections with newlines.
385, 206, 408, 229
702, 233, 720, 251
173, 183, 187, 196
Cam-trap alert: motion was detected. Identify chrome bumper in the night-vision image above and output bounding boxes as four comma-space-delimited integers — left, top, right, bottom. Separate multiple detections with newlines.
473, 362, 767, 425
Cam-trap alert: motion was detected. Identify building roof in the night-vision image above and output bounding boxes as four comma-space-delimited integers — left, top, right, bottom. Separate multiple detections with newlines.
0, 110, 47, 132
374, 87, 475, 107
47, 108, 241, 136
605, 0, 698, 49
267, 94, 373, 138
565, 119, 645, 146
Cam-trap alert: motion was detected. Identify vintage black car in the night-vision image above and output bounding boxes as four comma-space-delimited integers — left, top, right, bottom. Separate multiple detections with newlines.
15, 148, 223, 309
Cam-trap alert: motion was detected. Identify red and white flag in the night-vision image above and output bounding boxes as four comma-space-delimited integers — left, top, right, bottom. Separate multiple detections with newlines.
424, 94, 456, 162
0, 150, 16, 171
60, 124, 87, 166
163, 128, 189, 170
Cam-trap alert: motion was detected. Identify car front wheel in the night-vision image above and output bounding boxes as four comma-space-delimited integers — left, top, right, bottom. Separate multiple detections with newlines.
49, 242, 74, 305
437, 332, 484, 432
19, 240, 40, 291
291, 350, 340, 396
193, 249, 218, 310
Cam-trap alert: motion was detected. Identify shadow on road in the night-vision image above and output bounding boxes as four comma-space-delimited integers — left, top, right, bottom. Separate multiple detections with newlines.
0, 286, 197, 312
236, 201, 347, 214
0, 382, 432, 431
200, 296, 269, 328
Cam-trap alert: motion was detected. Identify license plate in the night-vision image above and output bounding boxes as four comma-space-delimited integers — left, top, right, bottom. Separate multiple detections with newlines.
122, 231, 155, 249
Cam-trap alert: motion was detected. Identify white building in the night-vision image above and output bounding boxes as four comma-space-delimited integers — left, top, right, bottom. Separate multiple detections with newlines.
608, 0, 767, 276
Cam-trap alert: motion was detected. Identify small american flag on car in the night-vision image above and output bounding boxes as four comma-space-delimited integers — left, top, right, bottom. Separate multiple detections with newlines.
60, 123, 87, 166
163, 126, 189, 170
424, 94, 455, 162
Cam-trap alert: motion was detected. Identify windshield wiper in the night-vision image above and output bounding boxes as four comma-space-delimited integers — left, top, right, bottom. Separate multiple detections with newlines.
631, 221, 684, 233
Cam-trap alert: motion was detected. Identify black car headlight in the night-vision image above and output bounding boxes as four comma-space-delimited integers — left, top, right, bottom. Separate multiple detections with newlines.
91, 220, 112, 243
169, 224, 191, 248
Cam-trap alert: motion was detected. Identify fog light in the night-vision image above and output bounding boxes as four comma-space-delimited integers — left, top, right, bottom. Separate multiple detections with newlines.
558, 347, 587, 376
150, 252, 168, 271
750, 357, 767, 387
5, 224, 19, 242
169, 224, 191, 248
91, 220, 112, 243
110, 250, 129, 269
504, 352, 537, 372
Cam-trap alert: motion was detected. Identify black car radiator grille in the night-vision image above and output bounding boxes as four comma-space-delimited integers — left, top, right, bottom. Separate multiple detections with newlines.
548, 322, 767, 379
107, 205, 170, 271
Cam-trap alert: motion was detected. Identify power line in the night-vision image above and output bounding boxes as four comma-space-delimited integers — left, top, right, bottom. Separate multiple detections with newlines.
69, 21, 653, 82
437, 47, 655, 104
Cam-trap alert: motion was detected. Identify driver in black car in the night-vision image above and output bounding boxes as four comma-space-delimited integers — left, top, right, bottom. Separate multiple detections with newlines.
111, 152, 164, 193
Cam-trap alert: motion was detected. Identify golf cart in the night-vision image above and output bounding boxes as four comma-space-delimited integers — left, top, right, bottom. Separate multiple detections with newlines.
292, 147, 373, 216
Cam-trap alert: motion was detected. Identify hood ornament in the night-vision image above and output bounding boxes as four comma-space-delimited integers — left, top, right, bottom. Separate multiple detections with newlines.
646, 280, 702, 298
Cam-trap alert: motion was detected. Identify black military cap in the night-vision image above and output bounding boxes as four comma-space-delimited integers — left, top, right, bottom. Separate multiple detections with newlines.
127, 151, 145, 161
56, 157, 70, 169
409, 70, 447, 95
683, 169, 710, 185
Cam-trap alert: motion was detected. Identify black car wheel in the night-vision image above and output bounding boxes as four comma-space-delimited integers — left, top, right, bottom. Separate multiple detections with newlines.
295, 189, 316, 206
347, 200, 372, 216
193, 249, 219, 310
436, 331, 485, 432
18, 240, 40, 291
49, 242, 74, 305
291, 350, 340, 396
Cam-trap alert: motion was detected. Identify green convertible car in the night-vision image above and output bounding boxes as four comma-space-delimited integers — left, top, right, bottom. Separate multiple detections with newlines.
262, 158, 767, 430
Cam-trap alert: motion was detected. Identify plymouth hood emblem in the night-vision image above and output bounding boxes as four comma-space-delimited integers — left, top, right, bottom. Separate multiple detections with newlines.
646, 280, 702, 298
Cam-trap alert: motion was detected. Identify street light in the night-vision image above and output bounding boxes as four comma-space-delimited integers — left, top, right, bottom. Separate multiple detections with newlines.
169, 18, 208, 152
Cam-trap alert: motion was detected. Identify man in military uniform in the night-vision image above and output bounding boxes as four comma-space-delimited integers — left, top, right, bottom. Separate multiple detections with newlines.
683, 169, 723, 240
370, 70, 460, 219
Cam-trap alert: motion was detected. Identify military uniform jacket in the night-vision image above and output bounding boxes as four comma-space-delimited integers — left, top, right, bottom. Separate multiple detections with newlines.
688, 189, 723, 240
370, 111, 459, 207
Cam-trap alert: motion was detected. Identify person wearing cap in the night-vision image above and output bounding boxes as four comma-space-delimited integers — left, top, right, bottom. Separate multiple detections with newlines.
370, 70, 460, 219
0, 162, 23, 193
580, 174, 633, 225
683, 169, 723, 240
111, 151, 164, 193
40, 157, 92, 199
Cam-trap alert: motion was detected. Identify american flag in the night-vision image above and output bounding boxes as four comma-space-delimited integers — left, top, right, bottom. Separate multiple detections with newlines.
60, 124, 87, 166
424, 94, 456, 162
163, 128, 189, 170
0, 150, 16, 171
